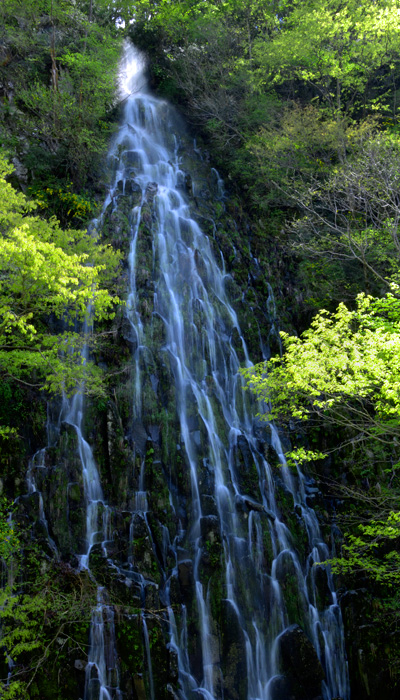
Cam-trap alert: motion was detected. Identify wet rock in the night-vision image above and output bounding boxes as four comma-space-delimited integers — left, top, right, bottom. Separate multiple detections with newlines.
201, 495, 218, 517
198, 459, 215, 495
18, 491, 41, 520
268, 674, 295, 700
167, 643, 179, 683
313, 565, 333, 609
220, 599, 247, 700
184, 172, 193, 194
263, 442, 282, 469
123, 150, 141, 167
148, 424, 160, 444
86, 678, 101, 700
275, 553, 309, 628
34, 428, 86, 559
140, 205, 152, 229
178, 217, 194, 246
114, 576, 142, 607
145, 181, 158, 203
124, 178, 137, 195
235, 494, 275, 520
275, 549, 298, 582
132, 420, 149, 455
231, 327, 246, 363
133, 673, 147, 700
65, 474, 81, 501
146, 512, 167, 565
200, 514, 220, 541
278, 624, 325, 700
167, 573, 181, 605
234, 435, 260, 499
143, 581, 159, 610
88, 543, 106, 574
136, 265, 152, 288
187, 415, 199, 432
150, 374, 159, 394
121, 316, 138, 346
131, 512, 160, 582
166, 683, 180, 700
178, 560, 193, 591
191, 429, 201, 449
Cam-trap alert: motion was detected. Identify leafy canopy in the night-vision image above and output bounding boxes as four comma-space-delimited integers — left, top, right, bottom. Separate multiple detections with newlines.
254, 0, 400, 116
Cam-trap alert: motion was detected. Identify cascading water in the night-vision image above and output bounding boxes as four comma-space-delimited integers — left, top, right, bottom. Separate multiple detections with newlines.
19, 40, 350, 700
98, 42, 350, 700
60, 331, 122, 700
23, 373, 121, 699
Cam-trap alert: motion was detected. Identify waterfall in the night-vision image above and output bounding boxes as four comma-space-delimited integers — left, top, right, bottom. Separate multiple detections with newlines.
18, 40, 350, 700
101, 41, 349, 700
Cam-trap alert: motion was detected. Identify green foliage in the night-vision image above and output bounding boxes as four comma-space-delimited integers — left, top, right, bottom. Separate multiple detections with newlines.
327, 511, 400, 584
29, 181, 95, 223
242, 291, 400, 436
132, 0, 400, 267
0, 560, 96, 698
242, 289, 400, 588
255, 0, 400, 112
0, 155, 121, 413
0, 0, 122, 212
0, 499, 19, 561
279, 131, 400, 309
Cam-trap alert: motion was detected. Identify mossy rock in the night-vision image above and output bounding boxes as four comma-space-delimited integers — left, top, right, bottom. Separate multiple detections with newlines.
220, 599, 248, 700
234, 435, 260, 500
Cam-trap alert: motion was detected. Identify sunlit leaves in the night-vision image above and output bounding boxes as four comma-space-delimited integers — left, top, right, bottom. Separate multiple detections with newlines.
254, 0, 400, 118
0, 155, 121, 400
242, 292, 400, 432
324, 511, 400, 585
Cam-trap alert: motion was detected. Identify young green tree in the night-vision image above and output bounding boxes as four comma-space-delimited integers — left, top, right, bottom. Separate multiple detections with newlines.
0, 155, 121, 439
242, 292, 400, 450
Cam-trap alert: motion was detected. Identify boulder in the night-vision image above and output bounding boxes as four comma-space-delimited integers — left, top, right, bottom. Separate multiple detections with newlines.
268, 674, 295, 700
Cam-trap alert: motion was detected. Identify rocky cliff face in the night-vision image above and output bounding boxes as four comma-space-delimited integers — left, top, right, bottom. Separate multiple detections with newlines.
4, 46, 350, 700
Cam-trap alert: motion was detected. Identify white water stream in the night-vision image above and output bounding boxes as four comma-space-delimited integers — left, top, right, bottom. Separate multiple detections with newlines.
61, 370, 121, 699
107, 43, 349, 700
